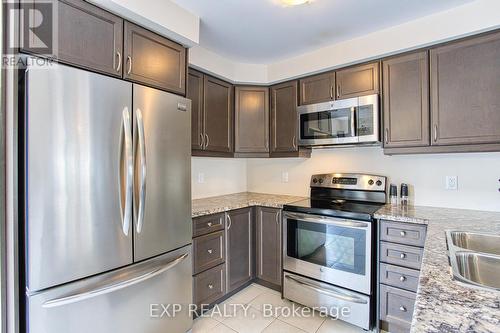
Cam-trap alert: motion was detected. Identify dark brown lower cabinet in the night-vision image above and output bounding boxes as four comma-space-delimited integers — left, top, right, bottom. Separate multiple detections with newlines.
226, 208, 254, 292
256, 207, 281, 287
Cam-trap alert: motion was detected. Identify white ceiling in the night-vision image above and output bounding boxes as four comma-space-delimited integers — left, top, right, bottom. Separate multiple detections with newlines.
172, 0, 474, 64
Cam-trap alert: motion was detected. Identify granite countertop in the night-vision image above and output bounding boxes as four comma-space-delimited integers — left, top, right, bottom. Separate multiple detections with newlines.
375, 204, 500, 333
192, 192, 306, 218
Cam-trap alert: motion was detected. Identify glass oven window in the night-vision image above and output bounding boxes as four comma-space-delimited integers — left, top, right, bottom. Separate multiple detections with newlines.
287, 219, 366, 275
300, 107, 354, 140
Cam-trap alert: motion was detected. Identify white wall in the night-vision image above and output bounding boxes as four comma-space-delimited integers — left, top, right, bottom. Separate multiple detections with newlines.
246, 148, 500, 212
192, 157, 247, 199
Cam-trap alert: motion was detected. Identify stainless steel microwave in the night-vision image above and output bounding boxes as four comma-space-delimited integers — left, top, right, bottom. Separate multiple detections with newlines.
298, 94, 379, 147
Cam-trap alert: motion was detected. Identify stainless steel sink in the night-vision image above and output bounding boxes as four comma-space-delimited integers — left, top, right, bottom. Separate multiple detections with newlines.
452, 252, 500, 290
447, 231, 500, 256
446, 230, 500, 291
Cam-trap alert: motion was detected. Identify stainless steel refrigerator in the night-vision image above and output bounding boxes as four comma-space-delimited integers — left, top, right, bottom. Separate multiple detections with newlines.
23, 62, 192, 333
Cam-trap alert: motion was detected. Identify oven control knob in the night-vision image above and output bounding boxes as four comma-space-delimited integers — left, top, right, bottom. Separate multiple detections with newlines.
368, 179, 374, 186
312, 178, 318, 184
376, 180, 382, 186
318, 178, 324, 184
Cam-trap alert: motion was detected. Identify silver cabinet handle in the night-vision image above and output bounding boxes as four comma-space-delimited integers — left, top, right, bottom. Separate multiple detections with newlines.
400, 231, 406, 237
120, 107, 133, 236
385, 128, 389, 145
204, 133, 210, 149
208, 284, 213, 290
135, 108, 147, 234
336, 84, 340, 98
434, 124, 438, 142
116, 51, 122, 72
283, 212, 368, 229
275, 211, 280, 225
400, 275, 406, 282
207, 249, 213, 254
285, 275, 368, 304
43, 252, 189, 308
199, 133, 205, 149
292, 135, 297, 150
399, 306, 407, 312
400, 253, 406, 259
126, 56, 132, 75
330, 86, 334, 99
226, 214, 232, 230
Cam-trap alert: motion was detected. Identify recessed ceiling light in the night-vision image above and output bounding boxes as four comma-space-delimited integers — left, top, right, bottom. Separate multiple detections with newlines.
280, 0, 311, 7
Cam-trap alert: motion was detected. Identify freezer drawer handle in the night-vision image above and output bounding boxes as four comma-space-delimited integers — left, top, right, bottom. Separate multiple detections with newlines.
285, 275, 368, 304
135, 108, 147, 234
42, 252, 189, 308
120, 107, 133, 236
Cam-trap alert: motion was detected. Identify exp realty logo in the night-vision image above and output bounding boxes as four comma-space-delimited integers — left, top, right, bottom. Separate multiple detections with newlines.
4, 0, 57, 58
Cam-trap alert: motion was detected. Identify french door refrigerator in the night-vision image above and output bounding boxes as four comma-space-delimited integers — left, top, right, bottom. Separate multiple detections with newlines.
23, 62, 192, 333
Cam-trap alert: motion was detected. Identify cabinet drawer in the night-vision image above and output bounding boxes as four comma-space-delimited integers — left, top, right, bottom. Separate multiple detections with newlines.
380, 220, 427, 247
193, 263, 226, 306
380, 242, 423, 270
380, 284, 416, 333
193, 213, 225, 237
380, 263, 420, 292
193, 231, 225, 274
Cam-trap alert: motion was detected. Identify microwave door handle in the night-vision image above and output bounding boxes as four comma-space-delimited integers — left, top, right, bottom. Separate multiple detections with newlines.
285, 275, 368, 304
351, 106, 356, 138
283, 212, 368, 228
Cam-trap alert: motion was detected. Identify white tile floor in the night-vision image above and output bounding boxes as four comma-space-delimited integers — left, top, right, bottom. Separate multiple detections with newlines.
192, 284, 366, 333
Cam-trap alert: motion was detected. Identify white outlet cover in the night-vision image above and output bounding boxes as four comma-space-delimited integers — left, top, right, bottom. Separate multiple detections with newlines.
281, 171, 289, 183
445, 176, 458, 190
197, 172, 205, 184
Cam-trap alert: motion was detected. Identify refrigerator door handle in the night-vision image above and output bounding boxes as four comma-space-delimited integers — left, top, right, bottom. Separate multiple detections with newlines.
121, 107, 133, 236
135, 108, 147, 234
42, 252, 189, 308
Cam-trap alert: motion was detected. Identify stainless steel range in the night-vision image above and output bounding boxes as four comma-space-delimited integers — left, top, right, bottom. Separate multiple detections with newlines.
282, 173, 387, 330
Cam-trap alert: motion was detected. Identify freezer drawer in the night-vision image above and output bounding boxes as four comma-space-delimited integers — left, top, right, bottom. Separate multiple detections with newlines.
27, 246, 193, 333
283, 272, 371, 330
25, 63, 133, 292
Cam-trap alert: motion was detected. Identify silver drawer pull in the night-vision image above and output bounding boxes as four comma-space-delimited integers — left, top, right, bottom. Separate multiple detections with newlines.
400, 275, 406, 282
208, 284, 213, 290
399, 306, 407, 312
400, 253, 406, 259
400, 231, 406, 237
207, 222, 213, 227
207, 249, 213, 254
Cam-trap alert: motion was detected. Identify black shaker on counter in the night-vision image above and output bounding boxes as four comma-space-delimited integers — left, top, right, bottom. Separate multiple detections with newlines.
400, 183, 409, 206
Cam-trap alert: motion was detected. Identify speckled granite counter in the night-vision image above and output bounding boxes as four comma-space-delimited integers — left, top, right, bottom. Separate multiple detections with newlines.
375, 204, 500, 333
192, 192, 305, 218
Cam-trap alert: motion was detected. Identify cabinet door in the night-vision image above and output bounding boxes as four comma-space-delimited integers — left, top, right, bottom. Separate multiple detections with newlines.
22, 0, 123, 77
383, 52, 429, 148
204, 75, 234, 153
336, 62, 379, 99
430, 32, 500, 146
235, 86, 270, 153
124, 22, 186, 94
271, 81, 298, 153
226, 208, 254, 292
256, 207, 281, 286
299, 72, 335, 105
187, 68, 204, 151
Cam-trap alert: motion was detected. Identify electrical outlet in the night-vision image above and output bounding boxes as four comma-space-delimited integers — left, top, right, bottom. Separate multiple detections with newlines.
446, 176, 458, 190
281, 171, 289, 183
197, 172, 205, 184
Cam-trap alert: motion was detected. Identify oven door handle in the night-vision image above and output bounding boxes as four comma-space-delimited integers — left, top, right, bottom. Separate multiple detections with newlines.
283, 212, 369, 228
285, 275, 368, 304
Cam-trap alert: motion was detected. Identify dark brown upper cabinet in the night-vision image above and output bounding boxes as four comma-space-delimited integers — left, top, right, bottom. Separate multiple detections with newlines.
203, 75, 234, 154
256, 207, 281, 287
270, 81, 298, 155
430, 31, 500, 146
187, 69, 204, 151
299, 72, 335, 105
234, 86, 270, 155
226, 208, 254, 292
336, 62, 379, 99
124, 22, 186, 95
383, 52, 430, 148
187, 68, 234, 156
22, 0, 123, 77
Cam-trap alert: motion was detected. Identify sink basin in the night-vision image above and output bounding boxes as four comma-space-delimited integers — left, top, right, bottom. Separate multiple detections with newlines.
447, 231, 500, 256
452, 252, 500, 290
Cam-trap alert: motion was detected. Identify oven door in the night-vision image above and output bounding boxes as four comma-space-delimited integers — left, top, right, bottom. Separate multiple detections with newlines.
283, 211, 372, 295
298, 98, 358, 146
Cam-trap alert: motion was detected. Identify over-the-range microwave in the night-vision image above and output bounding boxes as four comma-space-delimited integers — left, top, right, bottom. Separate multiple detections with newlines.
298, 94, 380, 147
